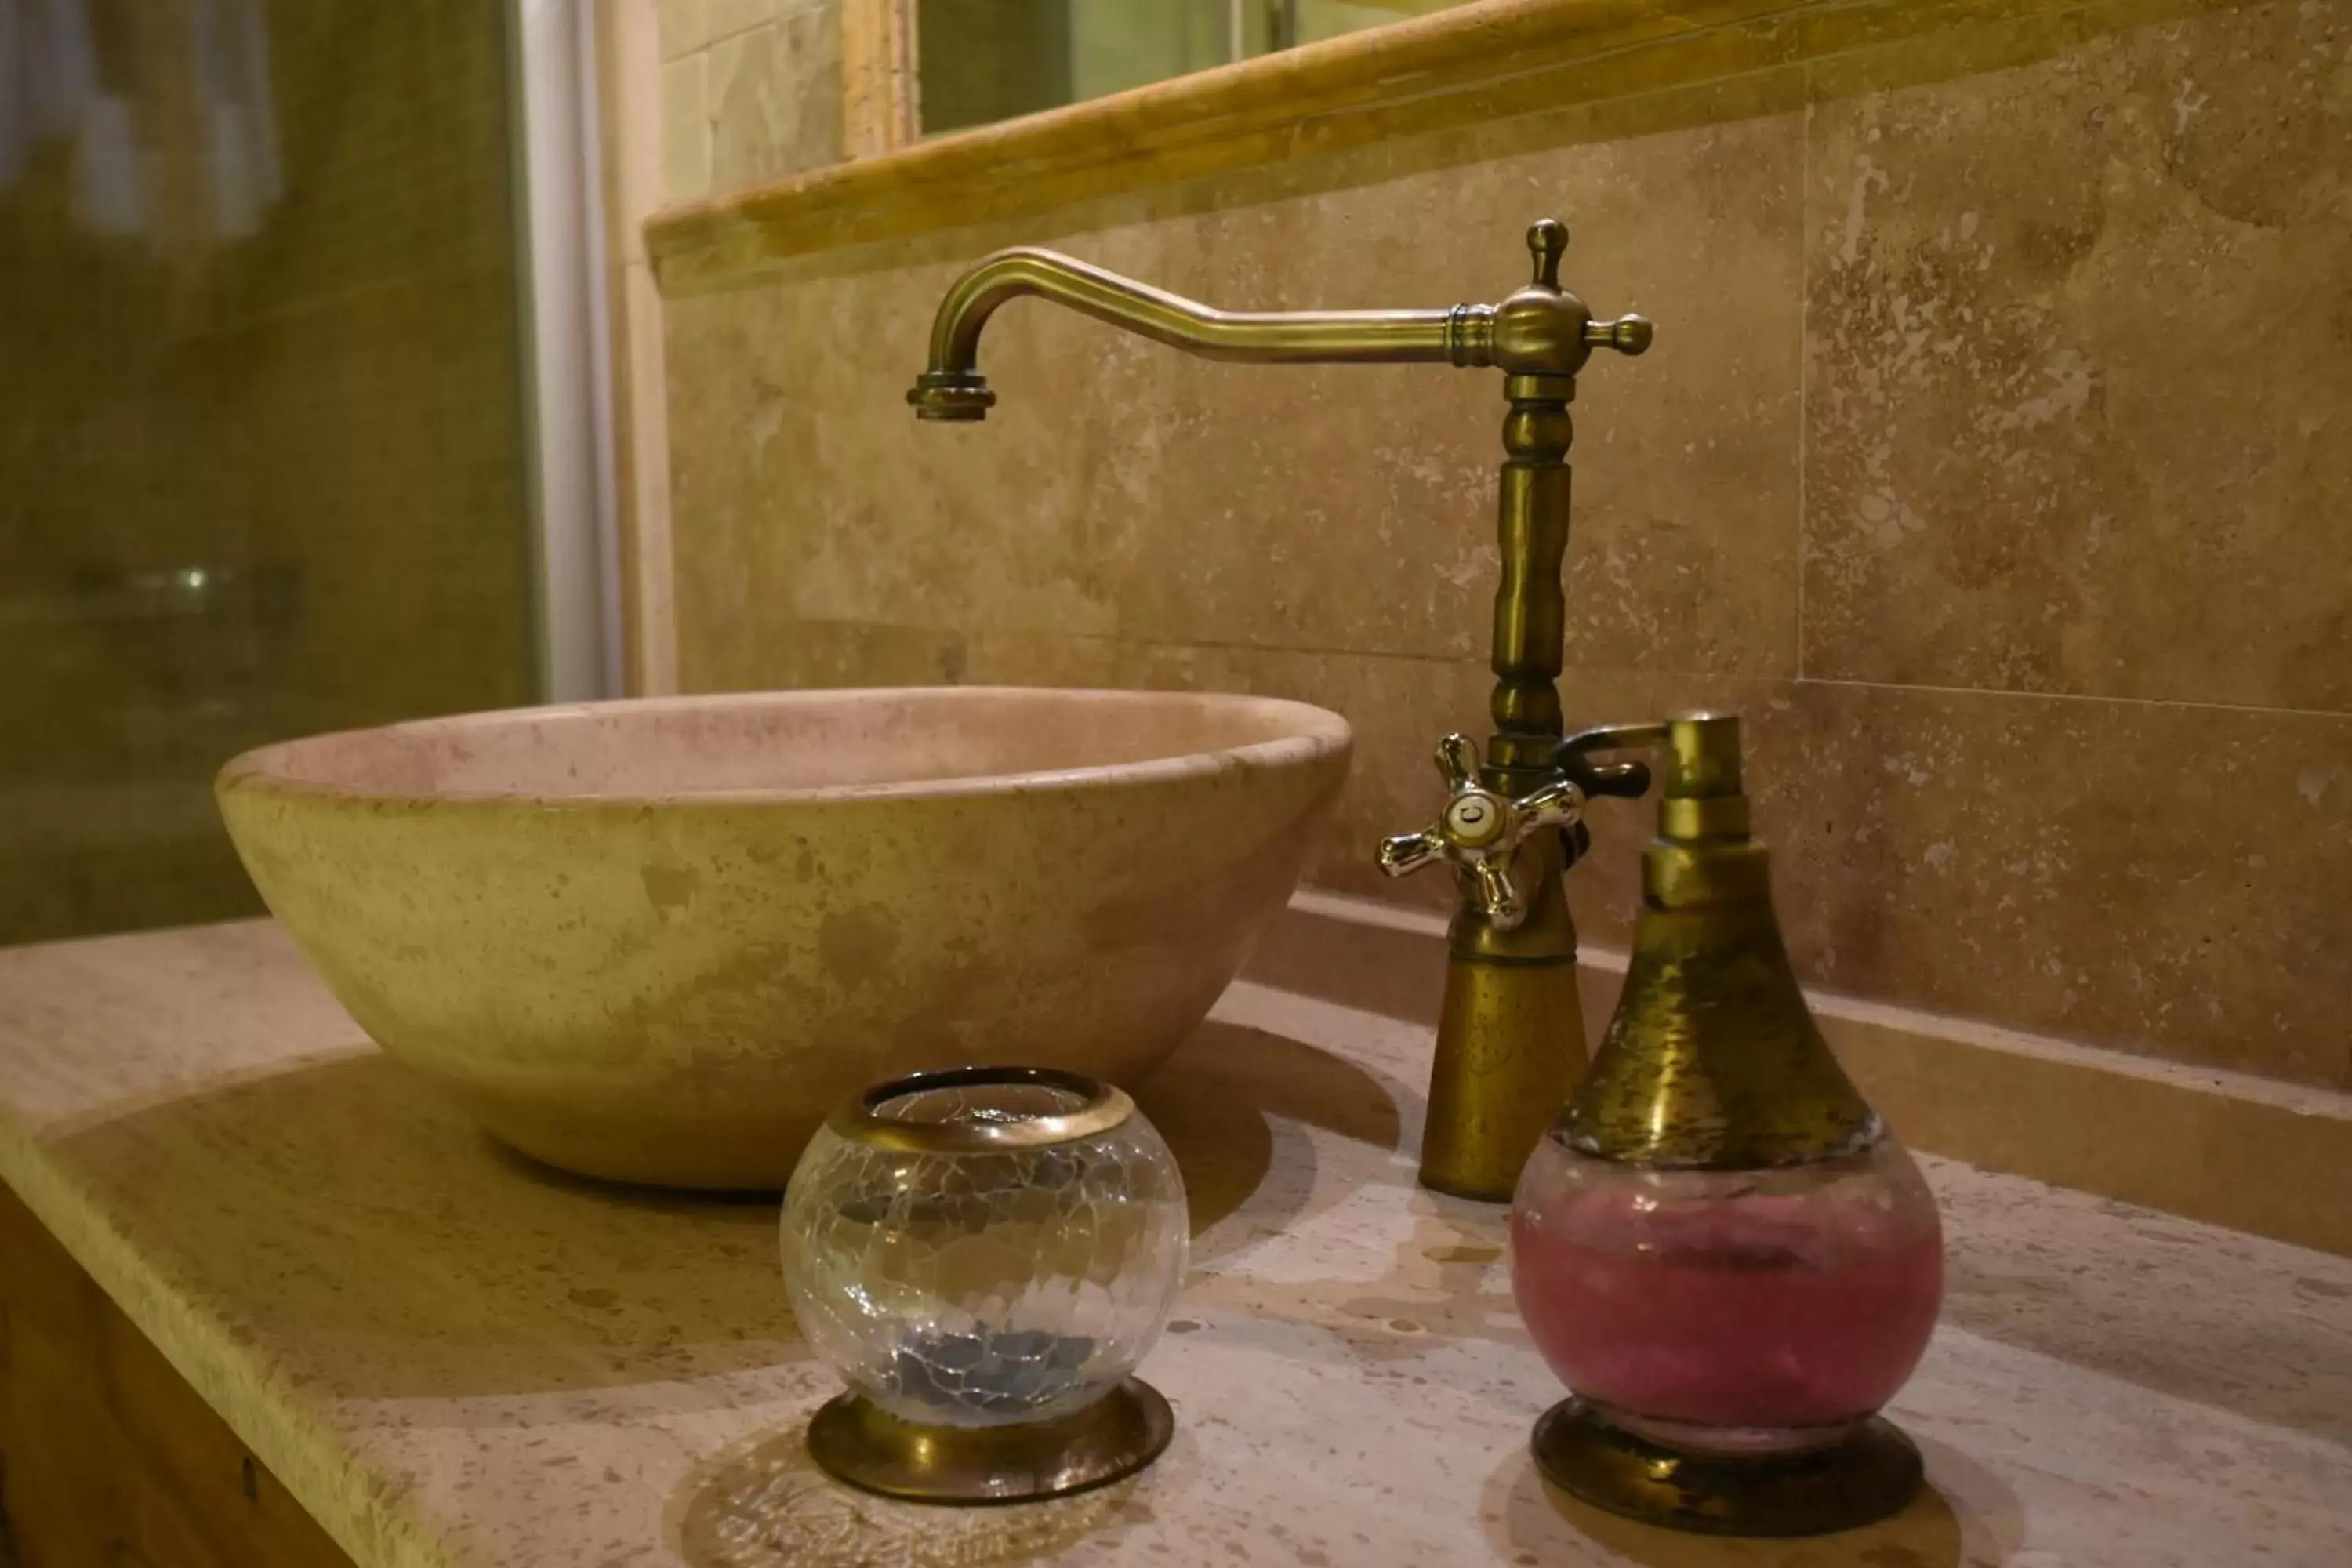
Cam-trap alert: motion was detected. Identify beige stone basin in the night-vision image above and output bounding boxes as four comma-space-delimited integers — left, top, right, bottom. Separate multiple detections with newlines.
216, 688, 1351, 1189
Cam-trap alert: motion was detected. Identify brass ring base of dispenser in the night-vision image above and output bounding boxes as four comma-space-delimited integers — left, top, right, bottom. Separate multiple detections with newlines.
808, 1378, 1174, 1505
1532, 1397, 1923, 1537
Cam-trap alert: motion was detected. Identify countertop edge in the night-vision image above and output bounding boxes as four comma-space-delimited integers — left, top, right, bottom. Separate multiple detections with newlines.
0, 1102, 459, 1568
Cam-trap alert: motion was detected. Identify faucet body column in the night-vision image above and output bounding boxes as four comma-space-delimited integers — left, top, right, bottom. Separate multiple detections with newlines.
1419, 373, 1589, 1200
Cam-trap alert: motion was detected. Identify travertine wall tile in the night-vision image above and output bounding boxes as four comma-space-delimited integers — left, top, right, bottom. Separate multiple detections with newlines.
666, 111, 1803, 674
706, 27, 776, 194
1804, 0, 2352, 710
670, 0, 843, 201
720, 619, 2352, 1087
662, 0, 2352, 1088
658, 0, 712, 60
667, 219, 1191, 673
1108, 112, 1805, 675
1757, 683, 2351, 1086
774, 4, 848, 176
707, 0, 775, 42
661, 52, 711, 203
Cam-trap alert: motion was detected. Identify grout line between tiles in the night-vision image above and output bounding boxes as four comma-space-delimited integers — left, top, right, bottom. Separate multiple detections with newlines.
769, 617, 2351, 722
1795, 63, 1811, 685
1792, 675, 2348, 722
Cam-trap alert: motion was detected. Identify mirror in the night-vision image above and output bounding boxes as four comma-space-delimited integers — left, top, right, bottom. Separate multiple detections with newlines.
913, 0, 1479, 136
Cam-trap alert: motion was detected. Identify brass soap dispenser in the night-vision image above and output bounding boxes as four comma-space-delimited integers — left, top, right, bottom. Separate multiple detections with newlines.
1509, 713, 1944, 1537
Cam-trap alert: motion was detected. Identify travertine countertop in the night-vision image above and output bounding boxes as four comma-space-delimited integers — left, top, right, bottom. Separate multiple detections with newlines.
0, 920, 2346, 1567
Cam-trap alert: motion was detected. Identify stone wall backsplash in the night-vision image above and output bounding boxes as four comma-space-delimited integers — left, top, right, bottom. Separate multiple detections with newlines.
661, 0, 2352, 1091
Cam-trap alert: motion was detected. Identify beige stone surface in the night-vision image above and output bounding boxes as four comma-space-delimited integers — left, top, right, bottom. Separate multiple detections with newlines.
658, 0, 842, 205
709, 9, 843, 195
662, 50, 712, 205
659, 0, 713, 61
659, 0, 2352, 1091
666, 106, 1802, 678
215, 688, 1350, 1188
1552, 672, 2352, 1088
1804, 0, 2352, 710
707, 0, 775, 42
0, 921, 2347, 1567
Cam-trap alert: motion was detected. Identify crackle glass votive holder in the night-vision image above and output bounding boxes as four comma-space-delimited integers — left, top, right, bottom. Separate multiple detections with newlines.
781, 1065, 1188, 1502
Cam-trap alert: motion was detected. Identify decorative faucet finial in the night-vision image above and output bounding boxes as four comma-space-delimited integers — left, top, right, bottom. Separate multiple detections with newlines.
1526, 218, 1568, 288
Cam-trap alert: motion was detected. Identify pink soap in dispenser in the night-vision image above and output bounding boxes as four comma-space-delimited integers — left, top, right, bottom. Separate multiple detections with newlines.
1509, 713, 1942, 1536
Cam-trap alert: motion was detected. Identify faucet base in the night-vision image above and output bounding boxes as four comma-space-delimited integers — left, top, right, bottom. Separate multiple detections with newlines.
1417, 833, 1590, 1201
1419, 952, 1589, 1200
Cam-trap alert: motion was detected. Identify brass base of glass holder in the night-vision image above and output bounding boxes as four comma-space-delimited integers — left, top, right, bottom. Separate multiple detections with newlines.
807, 1378, 1174, 1505
1532, 1397, 1923, 1537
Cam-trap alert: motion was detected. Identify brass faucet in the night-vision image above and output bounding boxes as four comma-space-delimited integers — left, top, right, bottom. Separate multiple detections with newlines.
910, 219, 1651, 1202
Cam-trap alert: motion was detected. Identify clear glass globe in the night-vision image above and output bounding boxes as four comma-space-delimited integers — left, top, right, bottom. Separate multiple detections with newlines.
1511, 1133, 1943, 1455
781, 1069, 1189, 1428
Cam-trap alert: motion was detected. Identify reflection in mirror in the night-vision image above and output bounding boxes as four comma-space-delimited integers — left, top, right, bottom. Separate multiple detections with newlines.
914, 0, 1477, 136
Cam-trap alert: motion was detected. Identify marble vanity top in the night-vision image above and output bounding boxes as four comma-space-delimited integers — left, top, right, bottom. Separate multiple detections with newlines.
0, 920, 2346, 1566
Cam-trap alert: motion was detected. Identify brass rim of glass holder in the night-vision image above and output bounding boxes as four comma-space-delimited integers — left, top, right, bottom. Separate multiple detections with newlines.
807, 1377, 1176, 1505
1531, 1397, 1924, 1538
828, 1065, 1135, 1154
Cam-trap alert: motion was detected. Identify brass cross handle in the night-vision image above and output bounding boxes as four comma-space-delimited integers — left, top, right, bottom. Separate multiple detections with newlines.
1584, 316, 1654, 355
1377, 734, 1587, 931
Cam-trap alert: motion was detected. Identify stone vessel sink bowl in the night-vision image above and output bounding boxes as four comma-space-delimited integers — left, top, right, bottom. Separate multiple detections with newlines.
216, 688, 1352, 1189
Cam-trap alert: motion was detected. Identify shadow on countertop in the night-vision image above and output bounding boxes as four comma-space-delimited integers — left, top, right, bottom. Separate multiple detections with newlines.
668, 1421, 1155, 1567
1137, 1018, 1404, 1262
36, 1011, 1405, 1409
45, 1050, 804, 1404
1481, 1433, 2011, 1568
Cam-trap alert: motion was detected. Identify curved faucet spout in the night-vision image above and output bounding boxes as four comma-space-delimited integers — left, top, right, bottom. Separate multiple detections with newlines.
903, 216, 1658, 1203
908, 246, 1487, 421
